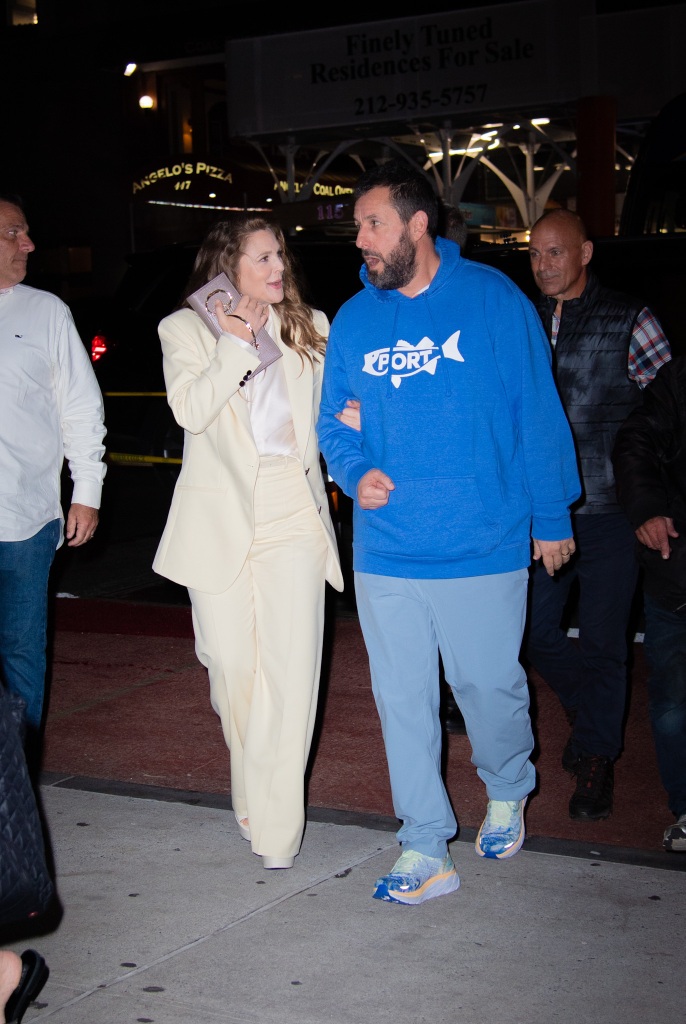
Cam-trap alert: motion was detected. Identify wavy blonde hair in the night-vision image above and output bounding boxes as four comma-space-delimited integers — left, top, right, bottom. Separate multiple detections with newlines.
182, 216, 326, 362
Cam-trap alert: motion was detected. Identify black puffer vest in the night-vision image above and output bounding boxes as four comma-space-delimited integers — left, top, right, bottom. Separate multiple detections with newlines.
537, 272, 642, 514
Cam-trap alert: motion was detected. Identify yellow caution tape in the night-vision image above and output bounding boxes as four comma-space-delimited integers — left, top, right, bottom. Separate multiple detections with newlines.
107, 452, 182, 466
102, 395, 179, 465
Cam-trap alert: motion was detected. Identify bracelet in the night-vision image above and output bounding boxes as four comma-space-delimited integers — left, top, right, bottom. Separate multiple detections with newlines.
226, 313, 256, 346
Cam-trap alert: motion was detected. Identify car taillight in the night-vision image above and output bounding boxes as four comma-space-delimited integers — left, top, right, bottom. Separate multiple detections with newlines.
91, 334, 108, 362
325, 474, 339, 512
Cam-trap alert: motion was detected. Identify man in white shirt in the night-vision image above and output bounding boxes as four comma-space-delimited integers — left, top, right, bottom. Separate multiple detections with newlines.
0, 192, 106, 759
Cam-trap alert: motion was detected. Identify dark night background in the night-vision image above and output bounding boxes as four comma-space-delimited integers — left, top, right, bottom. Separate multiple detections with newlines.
1, 0, 684, 306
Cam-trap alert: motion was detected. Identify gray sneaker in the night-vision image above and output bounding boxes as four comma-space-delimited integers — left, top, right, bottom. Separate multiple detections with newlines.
663, 813, 686, 852
475, 798, 527, 859
372, 849, 460, 904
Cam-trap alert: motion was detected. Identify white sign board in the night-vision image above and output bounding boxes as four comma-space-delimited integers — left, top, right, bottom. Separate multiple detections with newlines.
227, 1, 585, 138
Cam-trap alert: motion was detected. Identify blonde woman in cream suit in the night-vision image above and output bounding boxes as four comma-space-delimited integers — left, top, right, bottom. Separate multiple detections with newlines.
153, 217, 344, 870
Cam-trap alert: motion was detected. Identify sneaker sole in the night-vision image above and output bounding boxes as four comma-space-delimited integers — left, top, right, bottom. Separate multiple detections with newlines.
373, 869, 460, 905
663, 835, 686, 852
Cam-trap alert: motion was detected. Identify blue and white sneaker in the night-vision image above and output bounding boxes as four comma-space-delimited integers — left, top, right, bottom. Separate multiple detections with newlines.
475, 798, 527, 859
372, 849, 460, 905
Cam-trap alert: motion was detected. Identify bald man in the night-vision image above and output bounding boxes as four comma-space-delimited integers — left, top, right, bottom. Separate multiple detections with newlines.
526, 209, 671, 821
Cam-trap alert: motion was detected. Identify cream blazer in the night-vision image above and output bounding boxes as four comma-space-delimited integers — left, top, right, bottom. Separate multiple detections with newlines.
152, 305, 343, 595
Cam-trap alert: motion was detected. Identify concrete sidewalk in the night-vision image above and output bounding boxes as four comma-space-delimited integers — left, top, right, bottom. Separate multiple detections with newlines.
11, 781, 684, 1024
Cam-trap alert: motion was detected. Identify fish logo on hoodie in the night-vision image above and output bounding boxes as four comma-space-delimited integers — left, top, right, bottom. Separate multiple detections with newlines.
362, 331, 464, 389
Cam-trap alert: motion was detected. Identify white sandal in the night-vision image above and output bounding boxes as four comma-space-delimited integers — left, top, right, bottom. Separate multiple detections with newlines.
234, 812, 250, 842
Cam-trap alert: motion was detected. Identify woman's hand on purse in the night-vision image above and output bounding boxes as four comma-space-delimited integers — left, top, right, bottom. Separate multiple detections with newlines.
215, 295, 269, 347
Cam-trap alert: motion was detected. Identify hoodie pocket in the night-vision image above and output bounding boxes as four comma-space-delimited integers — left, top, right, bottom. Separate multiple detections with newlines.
360, 474, 502, 561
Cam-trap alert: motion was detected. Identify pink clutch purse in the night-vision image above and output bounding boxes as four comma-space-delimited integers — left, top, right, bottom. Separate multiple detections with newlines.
187, 272, 282, 376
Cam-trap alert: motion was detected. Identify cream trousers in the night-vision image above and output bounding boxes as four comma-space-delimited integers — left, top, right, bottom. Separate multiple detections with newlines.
189, 456, 328, 859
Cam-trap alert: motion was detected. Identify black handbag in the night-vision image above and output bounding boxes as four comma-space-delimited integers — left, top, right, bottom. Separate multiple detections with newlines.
0, 688, 54, 926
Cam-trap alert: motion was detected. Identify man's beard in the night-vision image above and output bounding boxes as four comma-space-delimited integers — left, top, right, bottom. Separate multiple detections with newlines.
364, 228, 417, 290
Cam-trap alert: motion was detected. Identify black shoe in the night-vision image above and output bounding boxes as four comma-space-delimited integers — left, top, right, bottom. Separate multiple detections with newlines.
442, 690, 466, 735
5, 949, 49, 1024
569, 755, 614, 821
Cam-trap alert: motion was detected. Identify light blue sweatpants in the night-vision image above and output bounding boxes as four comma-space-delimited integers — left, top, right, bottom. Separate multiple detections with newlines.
354, 570, 535, 859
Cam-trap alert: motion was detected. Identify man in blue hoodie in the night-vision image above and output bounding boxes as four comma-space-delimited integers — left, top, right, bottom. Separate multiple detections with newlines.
318, 159, 580, 905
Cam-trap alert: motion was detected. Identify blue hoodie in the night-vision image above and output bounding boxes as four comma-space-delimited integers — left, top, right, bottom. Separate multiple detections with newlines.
318, 237, 581, 579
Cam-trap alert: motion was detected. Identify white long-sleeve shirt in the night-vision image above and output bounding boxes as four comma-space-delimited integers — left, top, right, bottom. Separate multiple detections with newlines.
0, 283, 106, 545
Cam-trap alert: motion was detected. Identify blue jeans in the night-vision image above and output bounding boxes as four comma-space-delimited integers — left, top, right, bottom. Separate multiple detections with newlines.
643, 592, 686, 818
0, 520, 60, 732
355, 570, 535, 859
526, 512, 638, 760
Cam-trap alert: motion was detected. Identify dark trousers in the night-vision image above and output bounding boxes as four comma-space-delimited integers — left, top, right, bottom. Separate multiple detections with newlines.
526, 512, 638, 760
643, 592, 686, 818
